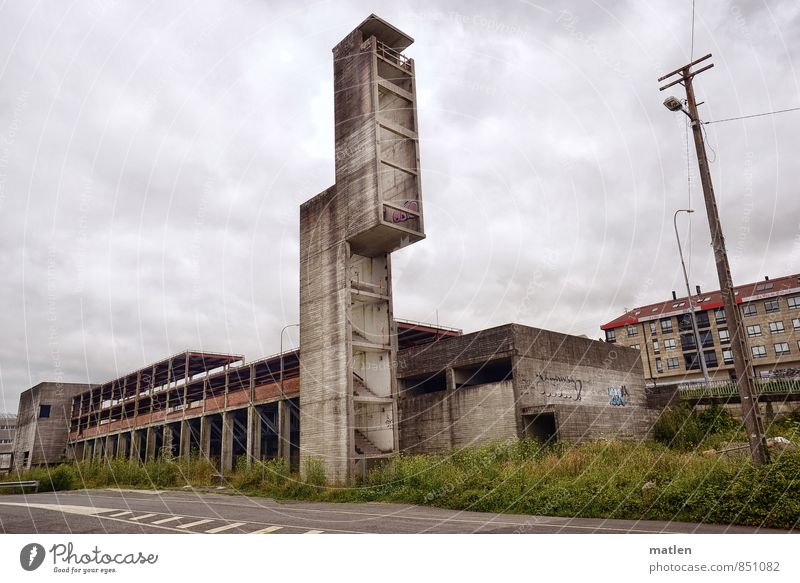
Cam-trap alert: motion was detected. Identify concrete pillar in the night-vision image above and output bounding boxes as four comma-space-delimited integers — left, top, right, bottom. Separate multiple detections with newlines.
74, 440, 85, 462
200, 416, 211, 459
277, 400, 292, 464
220, 411, 234, 473
105, 435, 114, 460
145, 427, 157, 461
94, 438, 102, 460
130, 432, 140, 462
118, 432, 130, 459
246, 405, 261, 465
179, 420, 191, 458
163, 425, 173, 458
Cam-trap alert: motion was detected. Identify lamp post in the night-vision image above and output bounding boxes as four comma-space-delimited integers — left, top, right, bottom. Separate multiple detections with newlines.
673, 209, 710, 382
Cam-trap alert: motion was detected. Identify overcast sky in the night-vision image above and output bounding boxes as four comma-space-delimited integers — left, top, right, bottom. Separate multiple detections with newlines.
1, 0, 798, 411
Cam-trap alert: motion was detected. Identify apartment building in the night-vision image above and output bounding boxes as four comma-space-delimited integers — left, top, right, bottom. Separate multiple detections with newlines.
602, 274, 800, 386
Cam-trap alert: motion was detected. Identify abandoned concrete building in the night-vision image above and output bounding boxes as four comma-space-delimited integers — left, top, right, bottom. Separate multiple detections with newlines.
10, 15, 658, 481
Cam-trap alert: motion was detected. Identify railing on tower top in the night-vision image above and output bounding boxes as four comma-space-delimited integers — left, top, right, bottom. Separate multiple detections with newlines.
678, 377, 800, 399
362, 37, 412, 72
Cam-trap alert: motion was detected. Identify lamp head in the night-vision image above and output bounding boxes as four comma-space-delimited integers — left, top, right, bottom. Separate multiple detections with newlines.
663, 96, 684, 111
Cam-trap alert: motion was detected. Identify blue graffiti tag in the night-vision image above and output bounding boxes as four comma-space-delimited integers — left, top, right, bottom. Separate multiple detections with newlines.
607, 385, 628, 407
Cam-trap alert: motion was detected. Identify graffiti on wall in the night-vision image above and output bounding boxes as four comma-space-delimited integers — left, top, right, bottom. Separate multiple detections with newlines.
521, 374, 583, 401
607, 385, 629, 407
391, 200, 418, 224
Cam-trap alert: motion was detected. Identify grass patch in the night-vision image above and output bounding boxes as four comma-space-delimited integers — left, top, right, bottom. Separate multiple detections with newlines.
3, 438, 799, 530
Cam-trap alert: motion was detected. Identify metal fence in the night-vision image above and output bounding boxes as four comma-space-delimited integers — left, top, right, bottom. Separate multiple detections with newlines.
679, 378, 800, 400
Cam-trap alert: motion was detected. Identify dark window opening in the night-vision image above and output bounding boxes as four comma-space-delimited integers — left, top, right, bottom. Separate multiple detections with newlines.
695, 311, 710, 329
523, 412, 557, 444
453, 358, 513, 389
704, 350, 718, 368
402, 371, 447, 396
39, 404, 51, 418
684, 352, 701, 370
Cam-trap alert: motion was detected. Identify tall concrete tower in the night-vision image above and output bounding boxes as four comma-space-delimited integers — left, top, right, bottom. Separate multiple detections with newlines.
299, 15, 424, 483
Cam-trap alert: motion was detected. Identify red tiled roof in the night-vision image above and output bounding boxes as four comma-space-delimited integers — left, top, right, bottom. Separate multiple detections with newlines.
601, 273, 800, 330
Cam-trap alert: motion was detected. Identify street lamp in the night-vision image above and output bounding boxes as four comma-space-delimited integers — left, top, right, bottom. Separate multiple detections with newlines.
673, 209, 710, 382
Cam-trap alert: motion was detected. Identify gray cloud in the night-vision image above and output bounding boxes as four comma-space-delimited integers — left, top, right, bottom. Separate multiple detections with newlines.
1, 0, 798, 411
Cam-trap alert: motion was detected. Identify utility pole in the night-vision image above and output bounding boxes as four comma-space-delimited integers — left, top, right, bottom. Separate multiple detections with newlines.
659, 54, 769, 465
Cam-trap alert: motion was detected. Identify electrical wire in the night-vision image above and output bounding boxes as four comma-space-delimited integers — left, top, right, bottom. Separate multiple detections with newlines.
702, 106, 800, 124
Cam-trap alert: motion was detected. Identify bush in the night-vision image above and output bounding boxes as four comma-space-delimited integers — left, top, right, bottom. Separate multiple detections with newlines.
303, 457, 327, 487
654, 404, 740, 450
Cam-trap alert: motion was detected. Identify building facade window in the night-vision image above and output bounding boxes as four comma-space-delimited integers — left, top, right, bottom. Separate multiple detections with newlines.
649, 321, 657, 335
751, 345, 767, 359
714, 308, 726, 324
655, 358, 663, 373
678, 314, 694, 332
699, 330, 715, 347
793, 318, 800, 331
704, 350, 718, 368
663, 338, 676, 350
660, 318, 673, 333
718, 328, 730, 344
722, 348, 734, 364
605, 329, 616, 342
764, 299, 780, 313
746, 324, 762, 337
631, 344, 640, 350
627, 325, 638, 337
743, 304, 757, 317
695, 311, 710, 329
769, 321, 785, 334
39, 404, 51, 418
652, 340, 660, 353
680, 334, 696, 351
774, 342, 790, 356
683, 352, 701, 370
788, 296, 800, 310
667, 357, 680, 370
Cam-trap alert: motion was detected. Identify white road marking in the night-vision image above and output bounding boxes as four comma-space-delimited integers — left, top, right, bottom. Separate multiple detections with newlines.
303, 530, 324, 534
152, 516, 183, 525
0, 503, 114, 515
129, 513, 158, 521
251, 526, 282, 534
104, 488, 165, 495
205, 522, 245, 534
109, 511, 132, 517
178, 519, 214, 529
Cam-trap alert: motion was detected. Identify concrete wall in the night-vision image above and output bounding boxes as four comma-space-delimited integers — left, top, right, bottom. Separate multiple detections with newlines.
397, 324, 655, 454
0, 415, 15, 471
12, 382, 90, 469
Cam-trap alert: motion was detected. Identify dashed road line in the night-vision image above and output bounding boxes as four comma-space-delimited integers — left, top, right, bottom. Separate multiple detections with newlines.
152, 516, 183, 525
251, 526, 282, 534
178, 519, 214, 530
130, 513, 158, 521
205, 522, 245, 534
109, 511, 132, 518
303, 530, 324, 534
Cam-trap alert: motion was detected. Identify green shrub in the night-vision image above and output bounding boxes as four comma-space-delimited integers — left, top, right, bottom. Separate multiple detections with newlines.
303, 457, 327, 487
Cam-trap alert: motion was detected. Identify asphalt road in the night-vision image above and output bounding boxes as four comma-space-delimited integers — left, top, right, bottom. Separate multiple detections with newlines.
0, 489, 790, 534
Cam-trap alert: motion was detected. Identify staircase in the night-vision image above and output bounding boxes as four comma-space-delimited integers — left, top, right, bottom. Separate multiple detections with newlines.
354, 429, 384, 457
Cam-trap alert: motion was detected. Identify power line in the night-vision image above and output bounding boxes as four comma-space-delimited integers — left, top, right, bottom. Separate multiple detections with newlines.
703, 106, 800, 124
